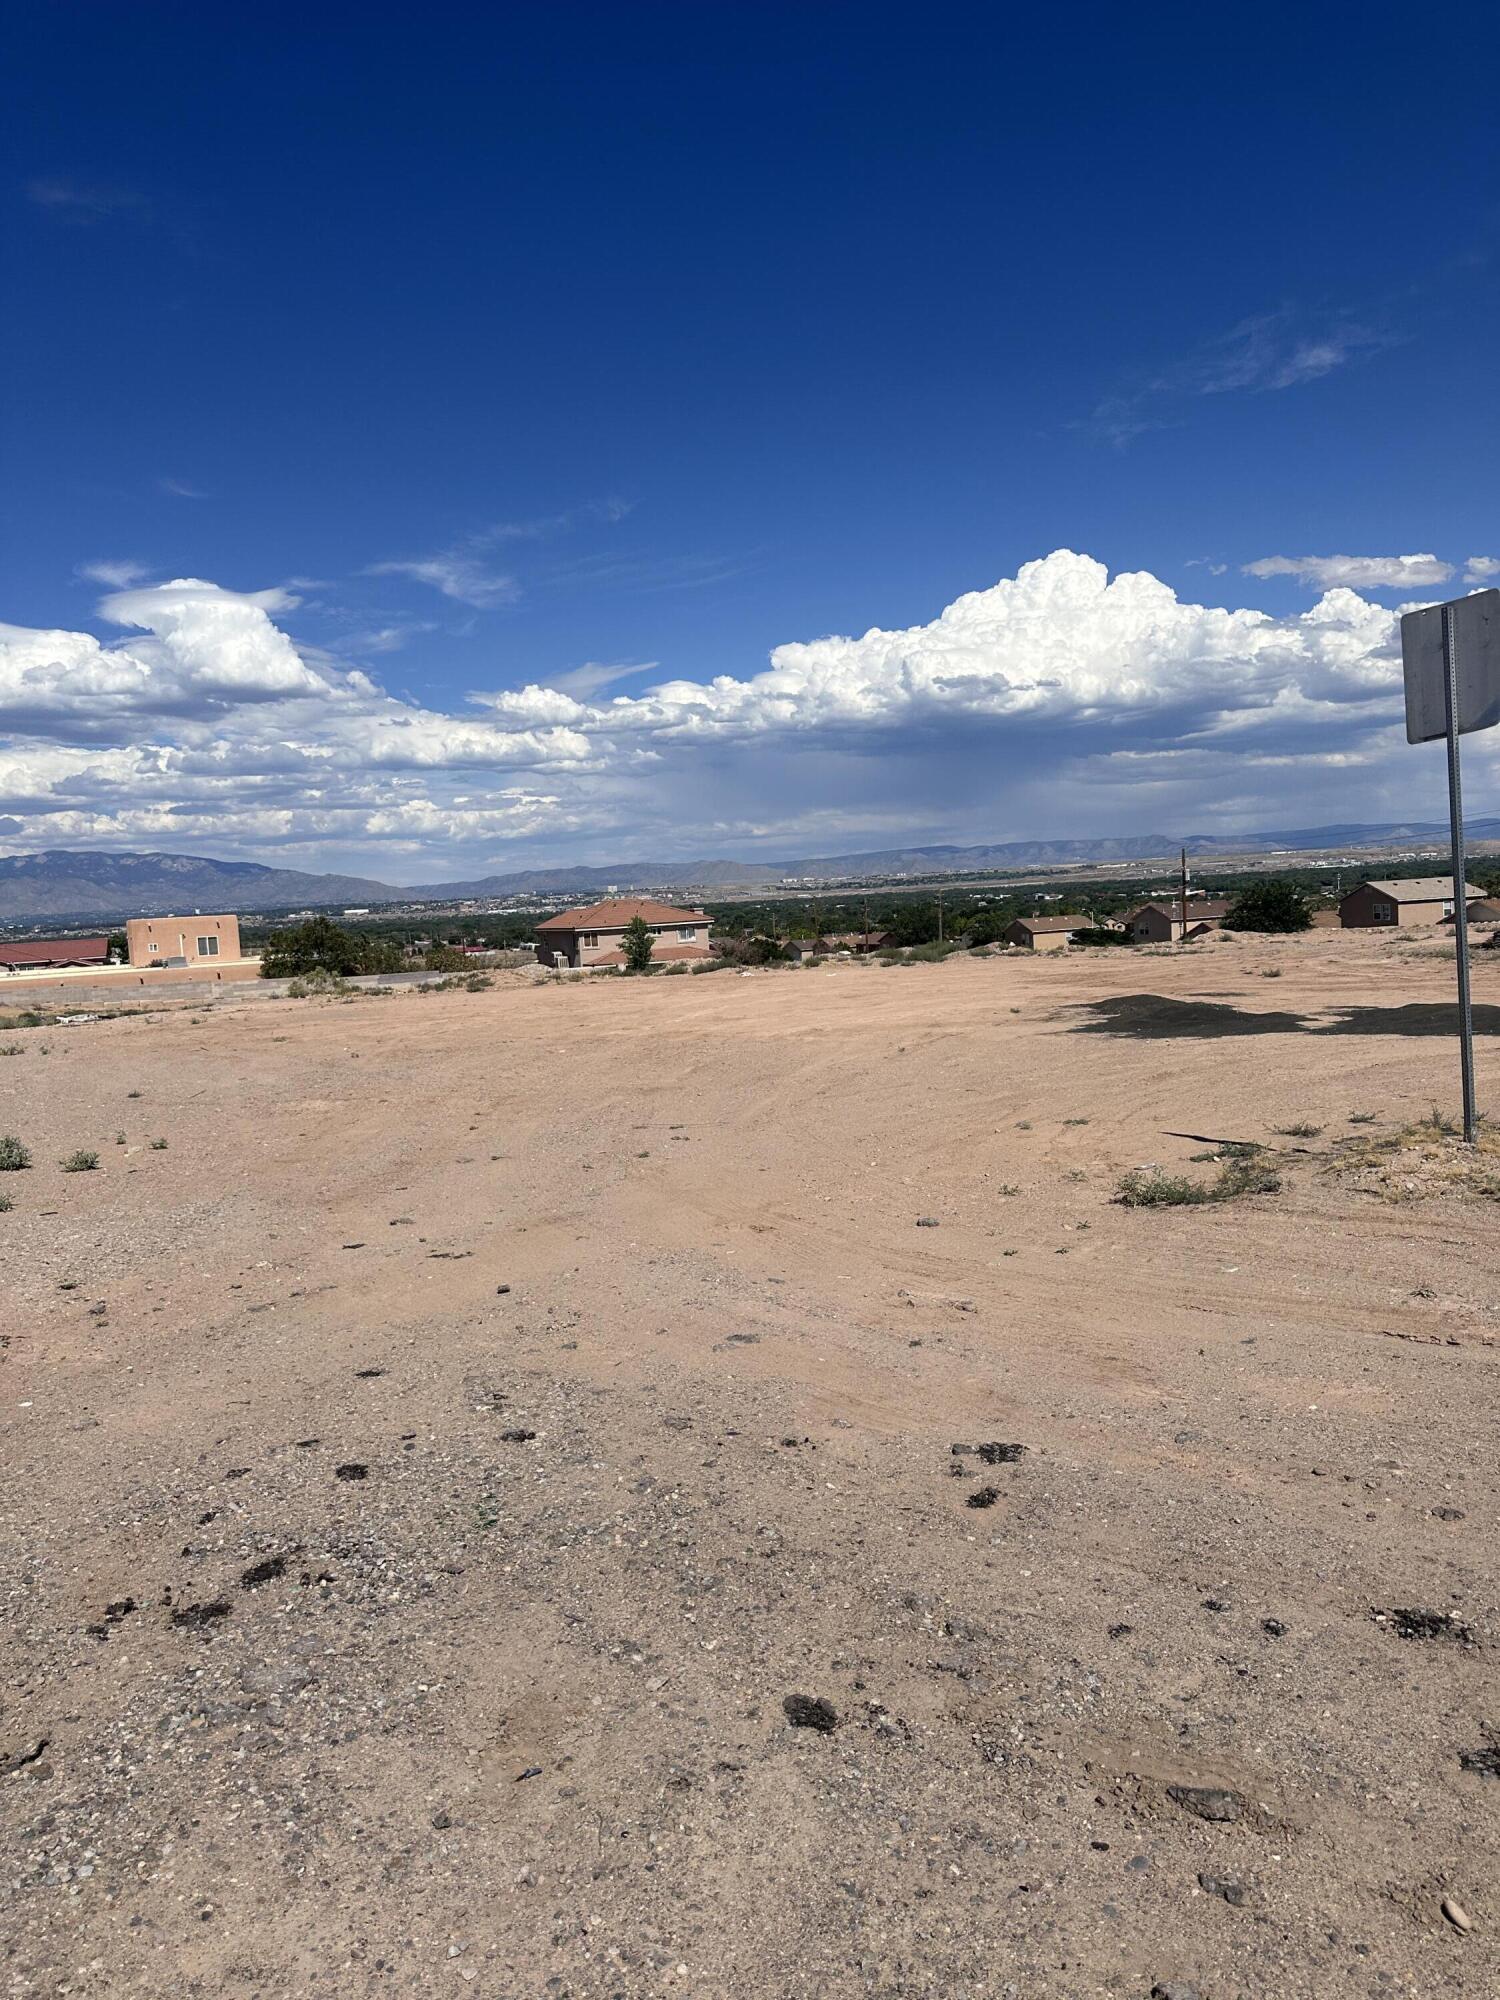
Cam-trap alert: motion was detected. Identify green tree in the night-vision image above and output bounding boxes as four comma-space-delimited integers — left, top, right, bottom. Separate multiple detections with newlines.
1223, 881, 1312, 933
259, 916, 369, 978
622, 914, 655, 972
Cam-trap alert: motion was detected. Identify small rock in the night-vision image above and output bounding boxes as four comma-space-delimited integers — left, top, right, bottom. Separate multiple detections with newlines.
1261, 1618, 1287, 1637
431, 1810, 451, 1829
1198, 1870, 1252, 1907
496, 1284, 511, 1295
1432, 1505, 1466, 1521
1166, 1783, 1244, 1824
966, 1486, 1000, 1510
1442, 1896, 1472, 1933
1150, 1986, 1203, 2000
1202, 1598, 1231, 1613
334, 1462, 369, 1482
1459, 1747, 1500, 1779
1107, 1622, 1134, 1640
915, 1217, 940, 1228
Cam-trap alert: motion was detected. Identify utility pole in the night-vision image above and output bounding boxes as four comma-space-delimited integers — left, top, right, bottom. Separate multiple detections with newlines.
937, 888, 944, 943
863, 895, 870, 954
1179, 846, 1189, 943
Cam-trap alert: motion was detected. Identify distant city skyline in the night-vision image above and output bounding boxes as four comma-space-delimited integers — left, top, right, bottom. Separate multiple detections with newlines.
3, 2, 1498, 874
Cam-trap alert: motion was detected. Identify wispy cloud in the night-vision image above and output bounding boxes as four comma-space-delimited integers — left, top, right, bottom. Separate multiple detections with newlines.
76, 558, 150, 588
539, 660, 660, 699
1083, 305, 1397, 448
27, 177, 146, 224
158, 477, 206, 499
1243, 553, 1452, 591
540, 550, 753, 594
366, 500, 635, 609
366, 550, 519, 608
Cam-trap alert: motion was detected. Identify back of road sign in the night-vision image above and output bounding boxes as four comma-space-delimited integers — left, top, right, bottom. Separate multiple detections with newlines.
1402, 588, 1500, 744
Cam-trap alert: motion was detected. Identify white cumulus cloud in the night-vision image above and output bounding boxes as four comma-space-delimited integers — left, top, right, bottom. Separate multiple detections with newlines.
0, 552, 1464, 874
1243, 553, 1454, 590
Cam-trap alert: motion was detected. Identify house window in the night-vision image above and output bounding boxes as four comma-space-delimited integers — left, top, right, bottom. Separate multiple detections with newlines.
196, 935, 220, 957
678, 926, 697, 940
1374, 902, 1394, 922
580, 932, 599, 949
148, 942, 160, 954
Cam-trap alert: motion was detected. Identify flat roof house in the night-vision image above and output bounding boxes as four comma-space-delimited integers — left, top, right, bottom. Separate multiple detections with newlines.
1122, 898, 1229, 946
534, 898, 712, 970
0, 935, 110, 974
1339, 879, 1482, 929
1004, 914, 1087, 951
126, 913, 243, 968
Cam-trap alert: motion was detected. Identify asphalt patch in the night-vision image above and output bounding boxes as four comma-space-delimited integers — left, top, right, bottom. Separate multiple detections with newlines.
171, 1599, 232, 1631
1375, 1607, 1475, 1645
240, 1556, 287, 1590
783, 1694, 838, 1732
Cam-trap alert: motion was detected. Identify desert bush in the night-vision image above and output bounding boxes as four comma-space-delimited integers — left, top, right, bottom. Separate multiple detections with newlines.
61, 1150, 100, 1173
1273, 1121, 1323, 1138
0, 1192, 12, 1211
150, 1137, 168, 1149
1116, 1154, 1281, 1207
0, 1134, 31, 1171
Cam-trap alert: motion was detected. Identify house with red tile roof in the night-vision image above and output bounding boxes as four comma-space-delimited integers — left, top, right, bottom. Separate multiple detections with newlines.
534, 897, 712, 970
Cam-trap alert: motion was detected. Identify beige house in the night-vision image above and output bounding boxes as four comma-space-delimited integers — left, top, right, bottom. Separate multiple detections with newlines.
126, 912, 243, 968
534, 897, 712, 970
1122, 898, 1229, 945
1004, 914, 1086, 951
1339, 878, 1481, 929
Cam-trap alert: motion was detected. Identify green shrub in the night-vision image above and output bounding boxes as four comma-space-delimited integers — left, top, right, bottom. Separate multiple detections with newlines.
0, 1191, 12, 1212
150, 1137, 168, 1150
0, 1135, 31, 1171
1116, 1154, 1281, 1207
60, 1150, 100, 1173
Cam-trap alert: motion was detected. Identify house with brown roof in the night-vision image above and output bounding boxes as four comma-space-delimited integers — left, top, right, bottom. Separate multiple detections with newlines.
1339, 878, 1482, 929
1003, 914, 1087, 952
1122, 898, 1229, 945
0, 935, 110, 973
534, 897, 712, 969
783, 931, 892, 960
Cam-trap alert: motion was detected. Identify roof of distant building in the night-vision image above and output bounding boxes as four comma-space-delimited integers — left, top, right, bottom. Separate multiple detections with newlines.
1010, 914, 1087, 934
535, 897, 710, 932
1357, 878, 1483, 902
0, 935, 110, 967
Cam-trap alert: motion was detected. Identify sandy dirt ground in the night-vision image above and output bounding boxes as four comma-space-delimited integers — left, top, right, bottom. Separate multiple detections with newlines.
5, 932, 1500, 1999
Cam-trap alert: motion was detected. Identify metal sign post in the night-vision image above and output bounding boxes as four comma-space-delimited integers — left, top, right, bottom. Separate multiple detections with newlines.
1401, 588, 1500, 1143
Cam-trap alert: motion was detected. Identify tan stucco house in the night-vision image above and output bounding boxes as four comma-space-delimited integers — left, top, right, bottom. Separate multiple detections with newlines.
1339, 879, 1481, 929
1004, 915, 1087, 951
535, 898, 712, 969
126, 912, 243, 967
1122, 898, 1228, 945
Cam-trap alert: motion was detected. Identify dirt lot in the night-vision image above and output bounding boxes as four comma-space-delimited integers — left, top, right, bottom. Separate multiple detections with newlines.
5, 933, 1500, 1998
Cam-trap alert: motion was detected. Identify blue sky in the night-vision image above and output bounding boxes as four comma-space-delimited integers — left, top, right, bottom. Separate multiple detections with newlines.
2, 1, 1498, 879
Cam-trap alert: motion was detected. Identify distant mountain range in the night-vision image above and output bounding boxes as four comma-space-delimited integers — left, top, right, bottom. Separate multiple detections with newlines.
0, 850, 396, 922
1, 822, 1495, 923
